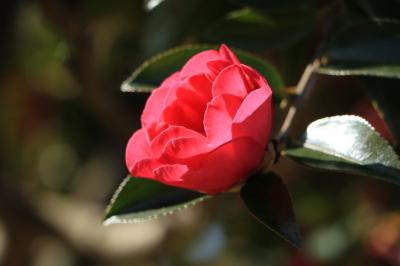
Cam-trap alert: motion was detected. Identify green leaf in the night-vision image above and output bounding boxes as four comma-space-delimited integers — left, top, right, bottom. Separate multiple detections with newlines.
200, 7, 314, 51
317, 64, 400, 78
317, 20, 400, 78
104, 175, 209, 225
121, 44, 284, 98
351, 0, 400, 21
360, 76, 400, 146
121, 45, 210, 93
240, 172, 301, 248
144, 0, 166, 11
283, 115, 400, 185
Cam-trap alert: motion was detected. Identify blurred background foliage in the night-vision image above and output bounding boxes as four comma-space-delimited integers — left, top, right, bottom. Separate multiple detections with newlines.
1, 0, 400, 265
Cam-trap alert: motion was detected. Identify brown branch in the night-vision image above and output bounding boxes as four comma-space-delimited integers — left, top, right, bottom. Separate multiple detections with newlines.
275, 2, 338, 150
276, 59, 320, 147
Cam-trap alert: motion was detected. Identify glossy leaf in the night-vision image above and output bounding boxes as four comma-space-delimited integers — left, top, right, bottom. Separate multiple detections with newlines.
283, 115, 400, 185
317, 20, 400, 78
144, 0, 166, 11
317, 64, 400, 78
121, 44, 284, 96
104, 175, 209, 225
361, 77, 400, 146
240, 172, 301, 248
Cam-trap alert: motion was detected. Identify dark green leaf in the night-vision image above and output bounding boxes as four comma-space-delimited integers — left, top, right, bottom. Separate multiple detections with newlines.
121, 44, 284, 97
121, 45, 210, 93
351, 0, 400, 21
317, 64, 400, 78
240, 172, 301, 248
283, 115, 400, 185
104, 175, 209, 225
200, 7, 314, 51
360, 76, 400, 146
317, 20, 400, 78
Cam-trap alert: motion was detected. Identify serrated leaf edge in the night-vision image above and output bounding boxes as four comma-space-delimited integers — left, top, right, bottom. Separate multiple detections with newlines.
104, 175, 131, 219
120, 44, 215, 92
240, 173, 302, 248
120, 44, 284, 92
316, 66, 400, 79
303, 115, 400, 167
103, 195, 210, 225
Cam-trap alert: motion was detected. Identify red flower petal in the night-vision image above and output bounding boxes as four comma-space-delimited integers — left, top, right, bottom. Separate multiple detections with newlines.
153, 137, 264, 194
180, 50, 222, 79
241, 64, 270, 89
219, 44, 240, 64
125, 128, 152, 173
153, 164, 188, 183
162, 136, 209, 162
204, 94, 242, 146
131, 158, 164, 178
144, 122, 168, 143
181, 74, 212, 103
150, 126, 206, 159
158, 74, 213, 134
141, 86, 170, 127
141, 71, 180, 127
162, 100, 205, 133
160, 76, 212, 133
206, 60, 232, 79
175, 74, 212, 111
212, 65, 252, 98
233, 86, 272, 147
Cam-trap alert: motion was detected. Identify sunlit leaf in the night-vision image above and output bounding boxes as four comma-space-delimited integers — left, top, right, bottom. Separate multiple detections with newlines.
104, 175, 209, 225
121, 44, 284, 97
240, 172, 301, 248
317, 64, 400, 78
144, 0, 166, 11
317, 20, 400, 78
283, 115, 400, 185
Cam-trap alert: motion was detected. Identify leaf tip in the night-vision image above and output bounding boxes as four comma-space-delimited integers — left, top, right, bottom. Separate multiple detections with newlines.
285, 225, 302, 249
240, 172, 302, 248
102, 217, 116, 226
121, 81, 135, 92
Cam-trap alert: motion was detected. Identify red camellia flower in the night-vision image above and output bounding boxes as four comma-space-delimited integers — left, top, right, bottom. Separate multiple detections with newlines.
126, 44, 273, 195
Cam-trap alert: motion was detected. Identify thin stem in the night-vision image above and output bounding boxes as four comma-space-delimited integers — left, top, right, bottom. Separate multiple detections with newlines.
276, 59, 320, 147
275, 1, 338, 150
